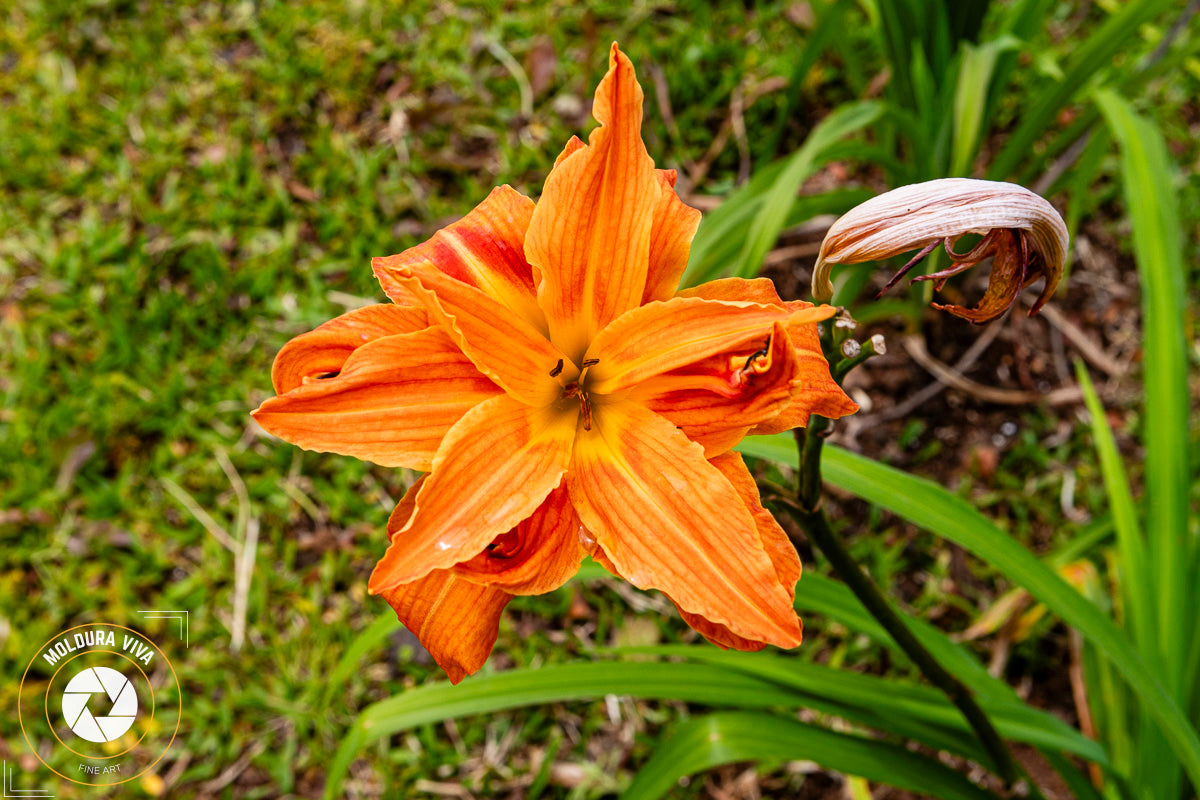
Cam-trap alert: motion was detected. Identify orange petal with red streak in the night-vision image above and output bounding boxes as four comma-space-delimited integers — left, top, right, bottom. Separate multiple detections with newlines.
379, 570, 511, 684
252, 327, 501, 471
638, 322, 799, 458
452, 482, 588, 595
270, 304, 428, 394
750, 316, 858, 433
587, 296, 835, 394
378, 478, 510, 683
369, 394, 577, 591
373, 185, 544, 330
526, 43, 659, 361
681, 281, 857, 430
376, 259, 566, 407
568, 400, 803, 647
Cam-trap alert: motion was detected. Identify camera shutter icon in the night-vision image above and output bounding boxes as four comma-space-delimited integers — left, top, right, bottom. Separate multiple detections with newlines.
61, 666, 138, 743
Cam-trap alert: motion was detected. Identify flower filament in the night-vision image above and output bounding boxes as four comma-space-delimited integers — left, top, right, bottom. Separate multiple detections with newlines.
561, 358, 601, 431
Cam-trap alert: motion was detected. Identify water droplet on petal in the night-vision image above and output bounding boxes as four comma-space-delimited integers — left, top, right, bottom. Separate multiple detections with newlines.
577, 526, 596, 551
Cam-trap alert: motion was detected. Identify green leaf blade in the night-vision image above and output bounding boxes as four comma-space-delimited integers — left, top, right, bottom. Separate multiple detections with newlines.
683, 101, 883, 286
624, 711, 999, 800
817, 441, 1200, 791
324, 661, 800, 798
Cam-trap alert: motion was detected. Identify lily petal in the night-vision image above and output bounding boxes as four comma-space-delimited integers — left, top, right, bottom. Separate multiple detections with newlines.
377, 476, 510, 684
386, 474, 426, 542
676, 276, 785, 305
638, 322, 800, 457
672, 451, 803, 650
750, 315, 859, 432
373, 185, 545, 331
928, 230, 1034, 322
252, 327, 501, 471
270, 304, 429, 394
369, 394, 576, 591
379, 569, 511, 685
586, 295, 835, 394
678, 278, 858, 429
568, 400, 803, 647
376, 260, 566, 407
642, 169, 702, 304
452, 482, 589, 595
552, 135, 585, 169
526, 43, 659, 361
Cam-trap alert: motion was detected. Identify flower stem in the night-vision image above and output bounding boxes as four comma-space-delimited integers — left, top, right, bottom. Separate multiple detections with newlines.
785, 421, 1025, 790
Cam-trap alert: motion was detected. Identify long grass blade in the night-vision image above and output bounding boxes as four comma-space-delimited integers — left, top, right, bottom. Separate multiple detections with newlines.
816, 442, 1200, 791
321, 612, 401, 706
951, 36, 1020, 176
623, 711, 999, 800
725, 101, 882, 280
1075, 363, 1150, 650
987, 0, 1173, 180
1095, 89, 1191, 686
607, 646, 992, 765
323, 661, 803, 798
1096, 88, 1193, 800
617, 645, 1106, 764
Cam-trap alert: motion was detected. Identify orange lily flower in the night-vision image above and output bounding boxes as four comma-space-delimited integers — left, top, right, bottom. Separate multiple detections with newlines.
252, 43, 857, 683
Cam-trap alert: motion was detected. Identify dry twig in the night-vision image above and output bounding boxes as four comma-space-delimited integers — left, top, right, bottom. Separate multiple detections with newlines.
902, 335, 1084, 406
686, 76, 786, 188
161, 478, 238, 554
874, 321, 1006, 422
217, 449, 259, 653
1037, 302, 1126, 377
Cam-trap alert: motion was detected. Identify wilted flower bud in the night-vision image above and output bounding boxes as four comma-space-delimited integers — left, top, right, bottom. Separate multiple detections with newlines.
812, 179, 1069, 323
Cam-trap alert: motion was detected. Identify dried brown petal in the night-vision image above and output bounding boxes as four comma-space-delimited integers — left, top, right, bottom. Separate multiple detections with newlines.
812, 179, 1069, 323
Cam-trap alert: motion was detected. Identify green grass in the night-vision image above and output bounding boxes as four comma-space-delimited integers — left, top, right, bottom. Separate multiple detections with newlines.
0, 2, 844, 795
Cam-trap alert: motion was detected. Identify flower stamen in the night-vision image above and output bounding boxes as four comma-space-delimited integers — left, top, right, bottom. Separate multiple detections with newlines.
549, 359, 564, 377
742, 337, 771, 373
876, 239, 943, 297
301, 371, 340, 385
580, 394, 593, 430
562, 381, 594, 431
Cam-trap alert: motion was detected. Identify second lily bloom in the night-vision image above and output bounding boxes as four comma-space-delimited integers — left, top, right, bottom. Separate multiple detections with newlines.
813, 178, 1069, 323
